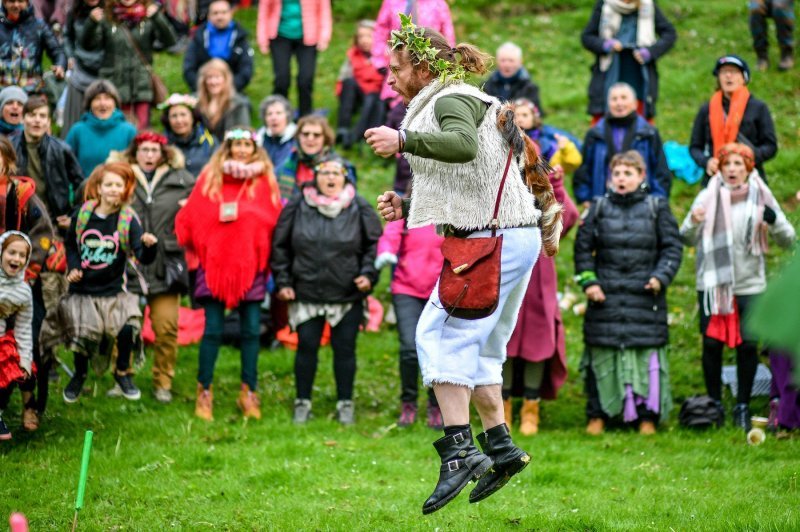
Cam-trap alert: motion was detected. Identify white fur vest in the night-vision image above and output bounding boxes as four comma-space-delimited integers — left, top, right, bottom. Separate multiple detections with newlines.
401, 81, 541, 230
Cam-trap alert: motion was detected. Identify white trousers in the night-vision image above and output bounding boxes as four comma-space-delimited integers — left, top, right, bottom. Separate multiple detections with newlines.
417, 226, 541, 389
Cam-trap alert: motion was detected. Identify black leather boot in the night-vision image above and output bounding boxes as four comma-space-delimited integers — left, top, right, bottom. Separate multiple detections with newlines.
469, 423, 530, 503
422, 428, 493, 515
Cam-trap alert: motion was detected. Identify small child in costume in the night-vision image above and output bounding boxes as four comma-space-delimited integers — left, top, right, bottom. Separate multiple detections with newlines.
680, 142, 796, 431
375, 220, 444, 429
0, 232, 34, 440
60, 162, 158, 404
176, 126, 282, 422
574, 150, 683, 435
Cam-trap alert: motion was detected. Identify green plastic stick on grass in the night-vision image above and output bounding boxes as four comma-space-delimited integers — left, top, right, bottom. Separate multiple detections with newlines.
75, 430, 93, 511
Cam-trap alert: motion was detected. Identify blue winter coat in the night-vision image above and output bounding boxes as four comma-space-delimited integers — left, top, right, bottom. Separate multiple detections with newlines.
65, 109, 137, 176
573, 115, 671, 204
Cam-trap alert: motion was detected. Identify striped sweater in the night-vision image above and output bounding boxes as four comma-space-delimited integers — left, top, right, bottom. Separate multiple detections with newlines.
0, 234, 34, 374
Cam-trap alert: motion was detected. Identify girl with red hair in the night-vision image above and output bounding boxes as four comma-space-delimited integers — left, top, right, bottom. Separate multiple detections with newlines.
59, 161, 159, 404
680, 142, 796, 431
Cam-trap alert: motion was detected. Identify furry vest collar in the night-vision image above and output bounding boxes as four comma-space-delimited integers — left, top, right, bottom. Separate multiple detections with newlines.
401, 81, 540, 230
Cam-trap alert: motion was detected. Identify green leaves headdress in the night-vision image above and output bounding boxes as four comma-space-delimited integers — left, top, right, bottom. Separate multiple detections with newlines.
388, 13, 466, 82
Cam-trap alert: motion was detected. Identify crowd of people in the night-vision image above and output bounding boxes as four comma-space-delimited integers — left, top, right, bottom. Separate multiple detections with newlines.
0, 0, 797, 453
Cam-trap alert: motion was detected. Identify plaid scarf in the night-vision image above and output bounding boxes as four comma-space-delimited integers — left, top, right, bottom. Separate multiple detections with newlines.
699, 171, 777, 315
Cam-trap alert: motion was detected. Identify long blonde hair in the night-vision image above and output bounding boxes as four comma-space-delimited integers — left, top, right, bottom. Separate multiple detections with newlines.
197, 59, 235, 129
202, 127, 281, 207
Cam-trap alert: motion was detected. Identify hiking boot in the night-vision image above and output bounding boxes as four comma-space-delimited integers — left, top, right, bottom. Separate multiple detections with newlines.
237, 384, 262, 420
22, 408, 39, 431
426, 402, 444, 430
336, 400, 355, 425
778, 54, 794, 71
63, 372, 87, 403
0, 415, 11, 440
586, 417, 605, 435
293, 398, 311, 424
503, 398, 513, 431
733, 403, 752, 431
422, 427, 493, 515
114, 374, 141, 401
639, 420, 657, 435
153, 388, 173, 404
756, 57, 770, 72
519, 399, 540, 436
195, 384, 213, 421
469, 423, 531, 503
398, 401, 417, 426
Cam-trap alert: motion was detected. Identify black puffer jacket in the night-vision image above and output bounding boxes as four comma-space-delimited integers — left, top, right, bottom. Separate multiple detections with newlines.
483, 67, 544, 113
271, 189, 382, 304
689, 95, 777, 184
11, 133, 84, 218
0, 5, 66, 92
574, 186, 683, 348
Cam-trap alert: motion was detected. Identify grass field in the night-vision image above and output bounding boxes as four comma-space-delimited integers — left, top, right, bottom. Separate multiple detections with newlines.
1, 0, 800, 529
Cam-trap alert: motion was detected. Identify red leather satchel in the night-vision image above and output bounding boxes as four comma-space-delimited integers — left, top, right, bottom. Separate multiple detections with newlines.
438, 150, 513, 320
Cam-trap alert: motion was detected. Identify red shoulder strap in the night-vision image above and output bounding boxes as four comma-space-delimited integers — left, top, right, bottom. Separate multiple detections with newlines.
490, 150, 514, 237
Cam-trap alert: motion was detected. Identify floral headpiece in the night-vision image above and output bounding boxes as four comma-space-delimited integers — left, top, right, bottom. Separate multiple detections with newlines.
224, 128, 257, 142
135, 131, 167, 145
717, 143, 755, 172
157, 93, 198, 111
389, 13, 466, 82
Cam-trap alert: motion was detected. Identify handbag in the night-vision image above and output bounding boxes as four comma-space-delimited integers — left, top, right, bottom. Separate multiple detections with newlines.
119, 24, 168, 105
219, 182, 248, 222
437, 150, 513, 320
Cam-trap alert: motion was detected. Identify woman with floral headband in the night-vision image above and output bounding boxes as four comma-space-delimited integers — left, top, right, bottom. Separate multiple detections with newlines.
366, 18, 562, 513
680, 142, 795, 431
109, 131, 195, 402
175, 126, 282, 421
159, 93, 218, 178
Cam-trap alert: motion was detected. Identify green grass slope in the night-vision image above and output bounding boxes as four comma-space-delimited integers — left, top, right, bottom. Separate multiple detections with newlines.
1, 0, 799, 529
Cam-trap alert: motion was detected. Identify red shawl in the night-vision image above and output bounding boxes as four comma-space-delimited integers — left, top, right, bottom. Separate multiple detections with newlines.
175, 171, 282, 308
348, 46, 384, 95
709, 86, 750, 158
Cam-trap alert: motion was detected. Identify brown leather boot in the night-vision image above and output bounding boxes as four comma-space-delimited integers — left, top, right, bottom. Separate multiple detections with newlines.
519, 399, 540, 436
503, 398, 513, 432
586, 417, 605, 435
237, 384, 262, 420
639, 420, 656, 435
195, 383, 213, 421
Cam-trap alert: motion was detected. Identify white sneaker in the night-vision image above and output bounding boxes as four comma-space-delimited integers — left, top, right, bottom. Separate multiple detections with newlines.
154, 388, 173, 403
106, 383, 123, 397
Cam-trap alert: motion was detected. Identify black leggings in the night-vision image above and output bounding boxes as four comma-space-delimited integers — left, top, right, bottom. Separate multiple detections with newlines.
73, 324, 136, 377
698, 292, 759, 404
270, 36, 317, 117
295, 301, 362, 401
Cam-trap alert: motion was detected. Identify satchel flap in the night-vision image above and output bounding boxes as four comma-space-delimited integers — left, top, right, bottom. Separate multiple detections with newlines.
440, 236, 500, 274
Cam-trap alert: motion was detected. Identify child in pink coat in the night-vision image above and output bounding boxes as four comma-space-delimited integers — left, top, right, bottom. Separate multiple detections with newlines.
375, 220, 444, 428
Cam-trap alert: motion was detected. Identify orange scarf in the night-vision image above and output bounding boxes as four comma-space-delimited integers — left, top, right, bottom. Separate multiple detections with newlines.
708, 87, 750, 158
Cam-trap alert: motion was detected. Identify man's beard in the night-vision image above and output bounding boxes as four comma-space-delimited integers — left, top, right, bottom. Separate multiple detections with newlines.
404, 72, 431, 102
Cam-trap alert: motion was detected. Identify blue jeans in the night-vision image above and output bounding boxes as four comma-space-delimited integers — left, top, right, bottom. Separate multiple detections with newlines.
198, 300, 261, 390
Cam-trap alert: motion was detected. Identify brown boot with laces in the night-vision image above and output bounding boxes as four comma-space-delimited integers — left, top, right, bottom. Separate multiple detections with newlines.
195, 383, 213, 421
237, 384, 262, 420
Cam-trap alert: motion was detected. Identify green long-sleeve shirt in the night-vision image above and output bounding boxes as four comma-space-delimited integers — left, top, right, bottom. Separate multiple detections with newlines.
403, 94, 487, 163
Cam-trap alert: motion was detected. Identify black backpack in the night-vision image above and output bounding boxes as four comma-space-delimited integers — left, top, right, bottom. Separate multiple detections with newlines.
679, 395, 723, 429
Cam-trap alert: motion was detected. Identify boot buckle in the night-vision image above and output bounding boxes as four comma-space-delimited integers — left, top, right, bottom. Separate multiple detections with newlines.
446, 460, 461, 472
452, 432, 465, 444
